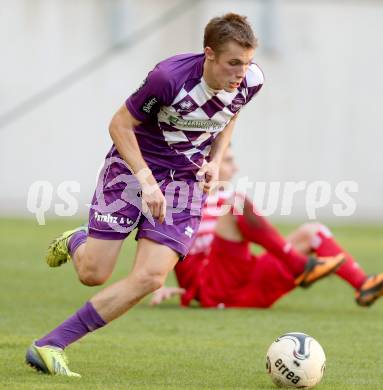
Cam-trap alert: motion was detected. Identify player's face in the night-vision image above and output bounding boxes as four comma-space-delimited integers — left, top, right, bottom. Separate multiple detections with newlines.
219, 148, 238, 182
205, 41, 255, 92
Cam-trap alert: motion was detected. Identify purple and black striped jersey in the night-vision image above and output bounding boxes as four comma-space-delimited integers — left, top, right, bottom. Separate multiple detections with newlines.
112, 53, 263, 172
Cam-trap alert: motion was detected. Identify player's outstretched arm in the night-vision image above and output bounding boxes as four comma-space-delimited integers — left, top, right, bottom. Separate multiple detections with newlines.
109, 105, 166, 222
150, 286, 186, 306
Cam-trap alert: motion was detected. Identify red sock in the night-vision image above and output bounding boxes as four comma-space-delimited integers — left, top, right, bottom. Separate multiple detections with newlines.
236, 198, 306, 276
311, 225, 367, 289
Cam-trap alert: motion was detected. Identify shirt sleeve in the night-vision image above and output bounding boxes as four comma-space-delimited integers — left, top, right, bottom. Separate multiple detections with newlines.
244, 63, 264, 104
125, 64, 174, 122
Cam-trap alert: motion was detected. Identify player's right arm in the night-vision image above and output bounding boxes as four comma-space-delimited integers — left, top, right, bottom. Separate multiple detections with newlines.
109, 105, 166, 223
109, 62, 175, 223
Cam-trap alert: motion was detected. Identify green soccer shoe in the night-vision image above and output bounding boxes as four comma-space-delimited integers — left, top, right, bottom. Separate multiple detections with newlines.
46, 226, 87, 267
26, 343, 81, 377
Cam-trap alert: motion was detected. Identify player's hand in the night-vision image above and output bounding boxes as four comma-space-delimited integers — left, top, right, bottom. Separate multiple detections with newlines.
196, 160, 220, 193
141, 183, 167, 223
150, 286, 186, 306
136, 168, 166, 223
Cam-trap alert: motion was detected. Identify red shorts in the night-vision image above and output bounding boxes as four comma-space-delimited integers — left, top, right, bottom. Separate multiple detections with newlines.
195, 235, 296, 308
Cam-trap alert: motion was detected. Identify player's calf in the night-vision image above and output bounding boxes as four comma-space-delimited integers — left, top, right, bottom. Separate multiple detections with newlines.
132, 268, 166, 294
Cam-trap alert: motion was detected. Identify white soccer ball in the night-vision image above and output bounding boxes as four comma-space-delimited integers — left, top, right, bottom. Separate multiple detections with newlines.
266, 332, 326, 388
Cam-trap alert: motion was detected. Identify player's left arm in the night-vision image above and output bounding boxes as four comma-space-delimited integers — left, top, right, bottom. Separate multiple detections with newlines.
197, 115, 237, 193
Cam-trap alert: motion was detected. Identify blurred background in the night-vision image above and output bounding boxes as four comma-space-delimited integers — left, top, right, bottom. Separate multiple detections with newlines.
0, 0, 382, 222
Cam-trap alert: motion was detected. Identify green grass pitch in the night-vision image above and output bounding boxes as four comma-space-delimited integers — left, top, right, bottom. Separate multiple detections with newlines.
1, 218, 383, 389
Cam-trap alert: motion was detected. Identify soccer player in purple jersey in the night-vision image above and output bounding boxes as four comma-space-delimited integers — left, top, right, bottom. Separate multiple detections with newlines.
26, 13, 264, 377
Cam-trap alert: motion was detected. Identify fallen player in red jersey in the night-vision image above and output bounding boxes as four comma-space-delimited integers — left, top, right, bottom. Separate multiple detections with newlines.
152, 148, 383, 308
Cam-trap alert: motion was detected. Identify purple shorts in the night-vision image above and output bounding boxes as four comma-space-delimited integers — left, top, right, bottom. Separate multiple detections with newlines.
88, 155, 206, 257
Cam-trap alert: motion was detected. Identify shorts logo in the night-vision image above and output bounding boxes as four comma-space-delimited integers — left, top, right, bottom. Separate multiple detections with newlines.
141, 96, 159, 114
184, 225, 194, 238
94, 212, 133, 225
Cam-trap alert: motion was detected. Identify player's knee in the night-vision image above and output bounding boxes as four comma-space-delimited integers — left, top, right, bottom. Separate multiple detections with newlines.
77, 252, 114, 286
134, 270, 165, 293
78, 268, 109, 286
296, 222, 324, 241
79, 274, 106, 286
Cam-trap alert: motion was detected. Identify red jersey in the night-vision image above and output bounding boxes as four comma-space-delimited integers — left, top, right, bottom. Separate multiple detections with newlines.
174, 191, 296, 308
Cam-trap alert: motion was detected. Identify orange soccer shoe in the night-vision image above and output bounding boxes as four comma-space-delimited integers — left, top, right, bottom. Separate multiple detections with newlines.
355, 273, 383, 307
295, 253, 345, 288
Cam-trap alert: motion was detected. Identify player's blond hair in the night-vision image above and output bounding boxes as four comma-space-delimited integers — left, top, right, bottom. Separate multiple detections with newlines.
204, 13, 258, 53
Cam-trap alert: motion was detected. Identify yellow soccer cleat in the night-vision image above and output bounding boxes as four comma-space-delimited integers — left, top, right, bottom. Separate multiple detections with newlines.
295, 253, 345, 288
46, 226, 87, 267
355, 273, 383, 307
26, 343, 81, 377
